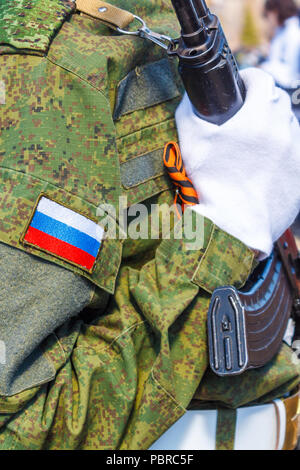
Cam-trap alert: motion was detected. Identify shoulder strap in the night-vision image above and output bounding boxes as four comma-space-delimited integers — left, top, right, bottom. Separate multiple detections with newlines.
76, 0, 134, 30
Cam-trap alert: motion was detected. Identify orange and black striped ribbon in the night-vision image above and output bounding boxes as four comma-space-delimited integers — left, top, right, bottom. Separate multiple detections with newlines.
163, 141, 199, 217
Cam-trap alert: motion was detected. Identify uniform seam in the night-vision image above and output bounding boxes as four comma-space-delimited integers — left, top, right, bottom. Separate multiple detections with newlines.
75, 320, 186, 411
151, 369, 187, 413
0, 374, 55, 399
118, 145, 165, 161
44, 332, 68, 363
109, 321, 147, 348
45, 54, 110, 107
192, 224, 255, 289
0, 1, 75, 56
192, 223, 216, 287
74, 320, 147, 353
116, 117, 176, 142
0, 165, 99, 210
0, 47, 45, 57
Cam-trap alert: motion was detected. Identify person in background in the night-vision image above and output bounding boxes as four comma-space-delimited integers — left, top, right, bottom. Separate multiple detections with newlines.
262, 0, 300, 89
262, 0, 300, 256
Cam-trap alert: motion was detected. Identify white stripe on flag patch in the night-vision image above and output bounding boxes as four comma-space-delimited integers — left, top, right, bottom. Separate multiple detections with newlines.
37, 197, 104, 242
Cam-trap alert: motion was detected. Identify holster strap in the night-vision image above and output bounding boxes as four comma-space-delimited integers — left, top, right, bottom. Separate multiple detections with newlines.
76, 0, 134, 29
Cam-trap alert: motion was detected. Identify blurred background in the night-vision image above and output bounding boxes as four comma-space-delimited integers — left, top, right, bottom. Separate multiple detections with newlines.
207, 0, 300, 52
206, 0, 300, 106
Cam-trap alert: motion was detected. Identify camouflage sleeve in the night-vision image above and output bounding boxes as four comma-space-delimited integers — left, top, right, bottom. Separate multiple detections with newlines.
0, 212, 257, 449
0, 212, 298, 450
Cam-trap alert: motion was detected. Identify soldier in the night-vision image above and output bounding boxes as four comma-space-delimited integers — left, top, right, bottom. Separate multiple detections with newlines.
0, 0, 299, 450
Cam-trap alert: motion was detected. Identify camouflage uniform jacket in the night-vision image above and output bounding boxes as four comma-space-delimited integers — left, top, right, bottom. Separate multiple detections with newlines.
0, 0, 299, 450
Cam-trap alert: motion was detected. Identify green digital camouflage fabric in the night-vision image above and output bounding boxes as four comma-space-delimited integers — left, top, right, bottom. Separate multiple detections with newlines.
215, 409, 236, 450
0, 0, 299, 450
0, 0, 75, 53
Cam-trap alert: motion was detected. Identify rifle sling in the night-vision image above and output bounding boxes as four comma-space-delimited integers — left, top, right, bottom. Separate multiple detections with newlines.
76, 0, 134, 30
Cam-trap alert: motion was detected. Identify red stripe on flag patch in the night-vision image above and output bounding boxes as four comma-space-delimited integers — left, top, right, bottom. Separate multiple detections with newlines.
24, 226, 96, 270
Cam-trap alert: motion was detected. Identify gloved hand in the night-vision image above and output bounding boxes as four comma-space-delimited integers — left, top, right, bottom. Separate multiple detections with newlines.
175, 67, 300, 258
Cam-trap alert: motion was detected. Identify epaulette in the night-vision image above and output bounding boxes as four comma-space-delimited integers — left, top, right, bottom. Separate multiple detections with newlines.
0, 0, 75, 54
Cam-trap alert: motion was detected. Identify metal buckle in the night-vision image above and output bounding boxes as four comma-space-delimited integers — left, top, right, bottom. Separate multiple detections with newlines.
116, 15, 174, 50
207, 286, 248, 376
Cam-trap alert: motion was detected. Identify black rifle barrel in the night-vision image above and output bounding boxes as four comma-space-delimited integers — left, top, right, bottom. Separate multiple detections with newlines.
171, 0, 208, 47
170, 0, 201, 35
169, 0, 246, 125
191, 0, 209, 18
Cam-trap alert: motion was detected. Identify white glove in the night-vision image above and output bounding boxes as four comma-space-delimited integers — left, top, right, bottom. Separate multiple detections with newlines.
175, 68, 300, 258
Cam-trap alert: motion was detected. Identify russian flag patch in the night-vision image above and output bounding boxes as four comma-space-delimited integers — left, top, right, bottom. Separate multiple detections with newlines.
22, 196, 104, 272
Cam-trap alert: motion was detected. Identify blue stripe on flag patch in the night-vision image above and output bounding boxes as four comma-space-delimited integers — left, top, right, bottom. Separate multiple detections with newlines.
30, 211, 101, 258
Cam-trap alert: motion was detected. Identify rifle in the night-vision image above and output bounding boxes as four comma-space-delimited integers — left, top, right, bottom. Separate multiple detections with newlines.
207, 230, 300, 376
167, 0, 300, 375
168, 0, 245, 125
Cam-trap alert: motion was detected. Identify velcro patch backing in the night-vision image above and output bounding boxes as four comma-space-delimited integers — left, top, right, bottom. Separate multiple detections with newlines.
113, 59, 180, 120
